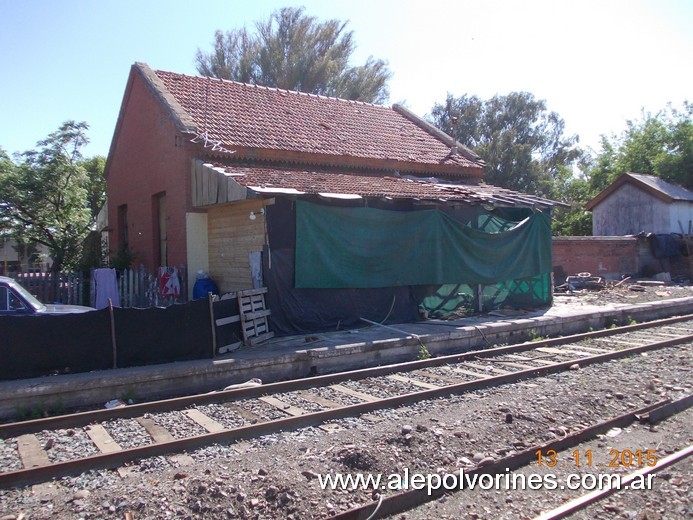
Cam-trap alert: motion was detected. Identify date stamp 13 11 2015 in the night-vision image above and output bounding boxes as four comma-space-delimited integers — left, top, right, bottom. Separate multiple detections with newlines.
536, 449, 658, 468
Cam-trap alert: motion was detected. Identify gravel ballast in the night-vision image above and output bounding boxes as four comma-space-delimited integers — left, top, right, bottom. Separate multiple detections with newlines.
0, 287, 691, 519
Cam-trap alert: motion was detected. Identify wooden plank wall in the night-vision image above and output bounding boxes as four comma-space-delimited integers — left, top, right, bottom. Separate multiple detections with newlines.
191, 160, 247, 207
208, 200, 267, 293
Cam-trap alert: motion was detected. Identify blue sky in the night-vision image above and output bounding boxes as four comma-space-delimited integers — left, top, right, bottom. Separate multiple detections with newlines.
1, 0, 691, 159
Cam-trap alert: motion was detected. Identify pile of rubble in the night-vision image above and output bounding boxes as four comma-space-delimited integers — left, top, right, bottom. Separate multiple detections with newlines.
555, 271, 688, 293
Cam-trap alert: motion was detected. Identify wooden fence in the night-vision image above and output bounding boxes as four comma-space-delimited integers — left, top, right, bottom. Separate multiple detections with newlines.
13, 271, 86, 305
12, 266, 187, 308
109, 265, 187, 308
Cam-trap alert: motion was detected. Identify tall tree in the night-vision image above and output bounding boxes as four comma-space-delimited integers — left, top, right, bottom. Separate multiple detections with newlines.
195, 7, 392, 104
0, 121, 106, 274
556, 102, 691, 236
430, 92, 582, 197
589, 102, 692, 190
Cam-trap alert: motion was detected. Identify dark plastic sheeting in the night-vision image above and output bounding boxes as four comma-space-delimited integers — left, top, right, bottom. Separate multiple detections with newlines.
263, 246, 419, 336
0, 309, 113, 380
114, 299, 213, 367
0, 300, 214, 381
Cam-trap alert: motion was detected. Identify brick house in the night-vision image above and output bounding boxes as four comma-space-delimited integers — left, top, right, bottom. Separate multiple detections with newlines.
106, 63, 558, 332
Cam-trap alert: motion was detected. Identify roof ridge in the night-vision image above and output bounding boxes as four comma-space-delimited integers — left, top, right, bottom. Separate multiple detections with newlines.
392, 104, 483, 163
153, 67, 388, 108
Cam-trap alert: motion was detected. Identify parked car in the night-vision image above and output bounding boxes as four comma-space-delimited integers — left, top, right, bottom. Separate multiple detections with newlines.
0, 276, 95, 315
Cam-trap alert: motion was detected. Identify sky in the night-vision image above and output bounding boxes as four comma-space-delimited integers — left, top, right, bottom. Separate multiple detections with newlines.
0, 0, 691, 160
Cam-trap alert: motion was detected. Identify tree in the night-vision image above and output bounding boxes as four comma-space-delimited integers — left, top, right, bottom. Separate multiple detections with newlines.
195, 7, 392, 104
0, 121, 106, 274
430, 92, 582, 197
555, 102, 692, 236
589, 102, 692, 190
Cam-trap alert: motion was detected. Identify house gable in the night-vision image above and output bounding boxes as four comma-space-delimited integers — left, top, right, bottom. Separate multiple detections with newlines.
105, 65, 199, 269
586, 172, 693, 210
587, 172, 693, 235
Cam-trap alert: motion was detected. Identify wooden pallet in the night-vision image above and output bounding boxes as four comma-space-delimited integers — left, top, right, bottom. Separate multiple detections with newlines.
237, 287, 274, 346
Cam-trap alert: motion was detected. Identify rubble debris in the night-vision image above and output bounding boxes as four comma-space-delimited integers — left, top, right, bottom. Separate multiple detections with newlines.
565, 273, 605, 290
104, 399, 127, 409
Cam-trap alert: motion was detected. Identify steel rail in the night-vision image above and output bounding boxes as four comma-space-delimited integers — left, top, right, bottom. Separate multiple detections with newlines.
331, 395, 693, 520
2, 313, 692, 438
534, 444, 693, 520
1, 333, 691, 489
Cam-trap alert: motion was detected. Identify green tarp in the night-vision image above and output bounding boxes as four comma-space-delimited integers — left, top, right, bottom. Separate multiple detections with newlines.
295, 201, 552, 289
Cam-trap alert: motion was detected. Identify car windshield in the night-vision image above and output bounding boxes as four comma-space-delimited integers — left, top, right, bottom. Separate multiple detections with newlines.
9, 280, 45, 312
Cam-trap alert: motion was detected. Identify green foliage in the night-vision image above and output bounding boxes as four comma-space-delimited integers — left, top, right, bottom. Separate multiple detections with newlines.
549, 173, 593, 236
110, 244, 136, 270
15, 399, 64, 421
527, 328, 546, 342
80, 155, 107, 221
430, 95, 690, 237
417, 343, 431, 360
556, 102, 691, 235
430, 92, 582, 197
586, 102, 692, 190
195, 7, 392, 103
0, 121, 105, 273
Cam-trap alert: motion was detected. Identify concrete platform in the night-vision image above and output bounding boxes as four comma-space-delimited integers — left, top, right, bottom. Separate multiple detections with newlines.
2, 296, 692, 420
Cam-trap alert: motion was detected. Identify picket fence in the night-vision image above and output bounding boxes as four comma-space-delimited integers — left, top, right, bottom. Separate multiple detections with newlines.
109, 265, 188, 308
13, 271, 86, 306
11, 266, 187, 308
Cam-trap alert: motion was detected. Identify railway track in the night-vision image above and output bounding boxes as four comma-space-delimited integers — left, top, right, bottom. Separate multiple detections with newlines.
333, 396, 693, 519
1, 314, 692, 490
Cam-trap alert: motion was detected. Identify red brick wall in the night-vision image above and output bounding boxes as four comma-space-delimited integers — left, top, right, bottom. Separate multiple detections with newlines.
106, 69, 198, 270
552, 237, 646, 282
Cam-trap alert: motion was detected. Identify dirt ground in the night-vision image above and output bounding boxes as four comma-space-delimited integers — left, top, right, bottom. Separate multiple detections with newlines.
0, 283, 691, 519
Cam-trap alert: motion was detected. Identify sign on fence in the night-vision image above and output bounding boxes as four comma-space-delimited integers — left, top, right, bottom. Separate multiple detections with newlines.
109, 265, 187, 308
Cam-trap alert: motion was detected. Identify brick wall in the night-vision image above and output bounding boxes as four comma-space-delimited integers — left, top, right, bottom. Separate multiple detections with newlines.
552, 237, 647, 282
106, 67, 198, 271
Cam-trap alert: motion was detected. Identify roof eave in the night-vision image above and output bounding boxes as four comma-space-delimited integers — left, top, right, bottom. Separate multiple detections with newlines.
585, 172, 674, 211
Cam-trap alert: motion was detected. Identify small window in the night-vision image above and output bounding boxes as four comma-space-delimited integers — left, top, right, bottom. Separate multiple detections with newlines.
0, 287, 7, 311
9, 291, 26, 311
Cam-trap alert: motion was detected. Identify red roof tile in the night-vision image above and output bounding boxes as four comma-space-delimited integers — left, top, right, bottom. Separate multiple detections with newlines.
148, 65, 483, 174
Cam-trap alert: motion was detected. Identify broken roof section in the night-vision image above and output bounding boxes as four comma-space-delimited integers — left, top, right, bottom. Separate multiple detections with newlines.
129, 62, 562, 211
192, 161, 561, 210
136, 62, 484, 178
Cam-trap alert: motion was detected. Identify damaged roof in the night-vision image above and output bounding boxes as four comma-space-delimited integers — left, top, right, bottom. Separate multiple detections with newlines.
194, 161, 560, 210
134, 62, 484, 177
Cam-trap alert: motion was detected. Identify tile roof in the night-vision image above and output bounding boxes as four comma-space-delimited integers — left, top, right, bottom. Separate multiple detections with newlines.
143, 63, 484, 175
201, 162, 559, 209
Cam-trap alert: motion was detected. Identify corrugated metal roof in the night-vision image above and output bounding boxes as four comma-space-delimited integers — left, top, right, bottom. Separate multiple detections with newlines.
586, 172, 693, 210
627, 173, 693, 201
